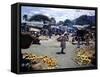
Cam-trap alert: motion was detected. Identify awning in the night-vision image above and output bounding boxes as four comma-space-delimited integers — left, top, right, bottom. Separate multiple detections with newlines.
29, 28, 40, 32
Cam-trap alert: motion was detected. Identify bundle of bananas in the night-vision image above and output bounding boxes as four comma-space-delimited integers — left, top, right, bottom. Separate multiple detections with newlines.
74, 48, 94, 65
22, 53, 57, 69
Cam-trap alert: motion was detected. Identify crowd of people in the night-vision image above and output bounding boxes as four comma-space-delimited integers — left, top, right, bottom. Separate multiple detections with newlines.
21, 26, 95, 55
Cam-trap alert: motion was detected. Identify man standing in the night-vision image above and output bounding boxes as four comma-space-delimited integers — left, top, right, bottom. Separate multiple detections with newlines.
56, 34, 67, 54
76, 28, 84, 48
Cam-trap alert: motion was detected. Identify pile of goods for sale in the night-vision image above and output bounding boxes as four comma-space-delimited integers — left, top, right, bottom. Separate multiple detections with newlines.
74, 48, 95, 65
21, 53, 57, 70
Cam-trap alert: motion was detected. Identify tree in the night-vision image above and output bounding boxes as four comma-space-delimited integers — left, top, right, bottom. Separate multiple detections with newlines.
29, 14, 50, 29
50, 17, 56, 25
23, 14, 28, 21
57, 21, 63, 26
63, 19, 73, 27
29, 14, 50, 22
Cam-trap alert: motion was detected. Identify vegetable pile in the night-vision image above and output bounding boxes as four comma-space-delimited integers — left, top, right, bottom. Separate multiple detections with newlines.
22, 53, 57, 70
74, 48, 95, 65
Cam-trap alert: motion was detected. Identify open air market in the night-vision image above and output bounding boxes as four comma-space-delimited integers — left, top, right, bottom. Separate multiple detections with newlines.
20, 6, 96, 72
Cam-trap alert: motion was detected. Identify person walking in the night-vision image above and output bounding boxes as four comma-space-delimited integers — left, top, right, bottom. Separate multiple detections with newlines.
85, 32, 90, 46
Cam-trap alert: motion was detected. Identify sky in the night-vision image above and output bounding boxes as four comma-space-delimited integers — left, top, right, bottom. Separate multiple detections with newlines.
21, 6, 95, 22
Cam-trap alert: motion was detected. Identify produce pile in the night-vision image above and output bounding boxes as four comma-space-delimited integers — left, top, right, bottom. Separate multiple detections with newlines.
22, 53, 57, 70
74, 48, 95, 65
